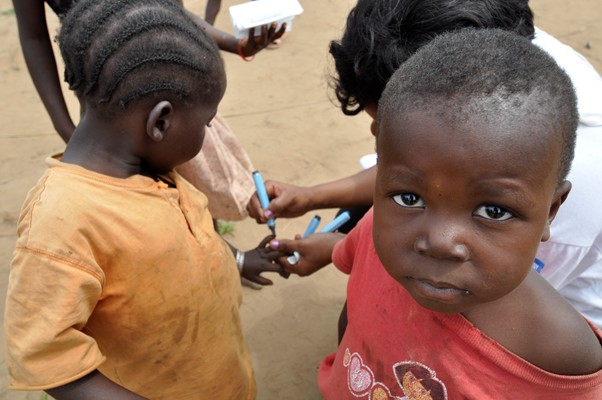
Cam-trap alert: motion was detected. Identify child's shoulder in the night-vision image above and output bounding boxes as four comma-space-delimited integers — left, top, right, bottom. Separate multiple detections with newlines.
464, 270, 602, 376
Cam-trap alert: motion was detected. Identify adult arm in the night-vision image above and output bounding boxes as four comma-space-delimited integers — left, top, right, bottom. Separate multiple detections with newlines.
271, 232, 345, 277
47, 370, 147, 400
248, 166, 377, 222
13, 0, 75, 142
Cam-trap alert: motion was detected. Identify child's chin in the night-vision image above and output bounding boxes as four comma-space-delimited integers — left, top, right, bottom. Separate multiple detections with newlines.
407, 288, 469, 314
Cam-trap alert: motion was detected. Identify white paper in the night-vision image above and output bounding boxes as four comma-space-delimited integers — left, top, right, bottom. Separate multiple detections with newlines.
229, 0, 304, 38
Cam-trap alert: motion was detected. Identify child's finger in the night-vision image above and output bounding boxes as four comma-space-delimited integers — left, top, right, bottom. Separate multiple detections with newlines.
241, 276, 267, 289
257, 234, 276, 248
263, 249, 286, 261
250, 275, 273, 286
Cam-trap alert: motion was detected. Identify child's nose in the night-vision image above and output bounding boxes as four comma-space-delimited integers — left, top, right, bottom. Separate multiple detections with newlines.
413, 217, 470, 262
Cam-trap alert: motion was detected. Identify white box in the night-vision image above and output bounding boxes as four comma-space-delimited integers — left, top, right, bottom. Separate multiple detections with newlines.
229, 0, 304, 39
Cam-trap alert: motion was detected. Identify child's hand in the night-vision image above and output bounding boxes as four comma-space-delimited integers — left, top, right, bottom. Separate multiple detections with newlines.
241, 235, 289, 286
247, 180, 313, 223
270, 232, 345, 277
241, 22, 286, 57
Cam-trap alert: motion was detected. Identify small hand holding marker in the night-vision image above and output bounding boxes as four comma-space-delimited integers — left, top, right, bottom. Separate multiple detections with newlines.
253, 170, 289, 278
252, 171, 276, 235
287, 211, 351, 265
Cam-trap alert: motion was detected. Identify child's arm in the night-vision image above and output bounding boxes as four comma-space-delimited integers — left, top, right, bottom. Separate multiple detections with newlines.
247, 167, 377, 223
202, 20, 286, 58
13, 0, 76, 143
46, 370, 147, 400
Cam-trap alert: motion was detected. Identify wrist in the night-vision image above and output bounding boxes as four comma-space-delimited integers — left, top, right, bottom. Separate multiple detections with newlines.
237, 38, 255, 62
235, 250, 245, 275
306, 184, 335, 210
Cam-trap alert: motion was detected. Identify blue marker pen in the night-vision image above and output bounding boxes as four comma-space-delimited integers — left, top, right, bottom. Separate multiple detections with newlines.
252, 171, 276, 235
288, 215, 322, 265
288, 212, 352, 264
319, 211, 351, 233
302, 215, 321, 238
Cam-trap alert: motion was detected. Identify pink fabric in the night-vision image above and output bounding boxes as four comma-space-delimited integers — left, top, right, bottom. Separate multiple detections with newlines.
318, 208, 602, 399
176, 112, 255, 221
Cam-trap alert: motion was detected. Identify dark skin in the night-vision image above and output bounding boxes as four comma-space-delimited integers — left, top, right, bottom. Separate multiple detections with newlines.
13, 0, 76, 142
204, 0, 221, 25
12, 0, 285, 143
47, 370, 148, 400
250, 105, 378, 277
372, 106, 602, 375
227, 234, 288, 286
247, 104, 378, 223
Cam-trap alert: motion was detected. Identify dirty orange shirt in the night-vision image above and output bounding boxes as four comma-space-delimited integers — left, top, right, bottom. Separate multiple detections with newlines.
5, 156, 255, 399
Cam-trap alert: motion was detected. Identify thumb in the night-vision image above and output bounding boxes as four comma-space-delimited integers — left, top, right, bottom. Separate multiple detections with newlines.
270, 238, 298, 253
266, 194, 289, 218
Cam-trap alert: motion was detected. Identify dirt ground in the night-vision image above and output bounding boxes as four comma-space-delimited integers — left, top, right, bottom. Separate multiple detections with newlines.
0, 0, 600, 399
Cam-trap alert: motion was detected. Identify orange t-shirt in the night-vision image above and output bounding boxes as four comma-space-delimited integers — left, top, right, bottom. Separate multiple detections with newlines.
5, 156, 255, 399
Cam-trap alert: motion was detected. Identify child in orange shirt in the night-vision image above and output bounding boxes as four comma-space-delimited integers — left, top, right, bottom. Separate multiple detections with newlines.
5, 0, 282, 398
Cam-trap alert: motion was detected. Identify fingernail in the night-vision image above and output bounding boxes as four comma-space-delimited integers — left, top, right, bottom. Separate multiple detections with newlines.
265, 210, 273, 218
270, 240, 279, 249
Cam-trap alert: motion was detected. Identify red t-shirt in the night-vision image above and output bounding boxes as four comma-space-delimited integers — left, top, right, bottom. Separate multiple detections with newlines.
318, 208, 602, 399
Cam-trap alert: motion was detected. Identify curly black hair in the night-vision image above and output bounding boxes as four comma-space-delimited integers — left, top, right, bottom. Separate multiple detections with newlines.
57, 0, 224, 113
330, 0, 534, 115
379, 28, 578, 181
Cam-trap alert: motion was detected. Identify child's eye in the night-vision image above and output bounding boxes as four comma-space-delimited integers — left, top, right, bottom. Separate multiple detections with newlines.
392, 193, 424, 208
474, 205, 513, 221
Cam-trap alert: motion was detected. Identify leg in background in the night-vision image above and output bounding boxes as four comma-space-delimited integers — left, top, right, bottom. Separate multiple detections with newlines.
204, 0, 221, 25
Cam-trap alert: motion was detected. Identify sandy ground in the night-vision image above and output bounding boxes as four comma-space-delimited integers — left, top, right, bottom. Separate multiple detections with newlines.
0, 0, 600, 399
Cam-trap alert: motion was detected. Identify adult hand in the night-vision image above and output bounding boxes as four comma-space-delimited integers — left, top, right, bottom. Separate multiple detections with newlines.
247, 179, 314, 223
270, 232, 345, 277
240, 22, 286, 57
241, 235, 289, 286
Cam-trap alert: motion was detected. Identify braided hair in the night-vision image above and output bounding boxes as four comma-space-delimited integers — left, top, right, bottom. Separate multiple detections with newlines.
57, 0, 224, 112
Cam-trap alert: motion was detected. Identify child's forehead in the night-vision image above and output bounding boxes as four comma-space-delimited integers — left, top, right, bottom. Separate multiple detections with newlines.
377, 133, 556, 205
381, 93, 555, 146
378, 103, 562, 177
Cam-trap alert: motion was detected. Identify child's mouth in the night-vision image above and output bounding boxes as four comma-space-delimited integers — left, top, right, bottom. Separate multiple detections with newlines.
408, 277, 469, 303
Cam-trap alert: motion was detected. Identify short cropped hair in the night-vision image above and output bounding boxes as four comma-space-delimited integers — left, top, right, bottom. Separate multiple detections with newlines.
330, 0, 534, 115
378, 28, 578, 181
57, 0, 224, 112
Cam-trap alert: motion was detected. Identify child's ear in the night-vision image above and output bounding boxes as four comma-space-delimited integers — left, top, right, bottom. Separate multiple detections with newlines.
146, 101, 173, 142
541, 180, 571, 242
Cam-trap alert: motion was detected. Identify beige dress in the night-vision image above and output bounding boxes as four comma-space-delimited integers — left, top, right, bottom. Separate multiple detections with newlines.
177, 112, 255, 221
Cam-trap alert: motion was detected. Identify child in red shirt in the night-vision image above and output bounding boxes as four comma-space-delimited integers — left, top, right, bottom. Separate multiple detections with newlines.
318, 28, 602, 399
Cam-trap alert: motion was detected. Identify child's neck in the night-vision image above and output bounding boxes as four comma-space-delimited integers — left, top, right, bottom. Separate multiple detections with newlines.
61, 114, 144, 178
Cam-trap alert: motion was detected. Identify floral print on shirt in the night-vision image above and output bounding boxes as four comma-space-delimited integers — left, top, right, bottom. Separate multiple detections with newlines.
343, 348, 448, 400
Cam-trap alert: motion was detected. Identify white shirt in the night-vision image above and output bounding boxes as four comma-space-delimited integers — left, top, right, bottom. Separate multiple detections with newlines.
533, 28, 602, 328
